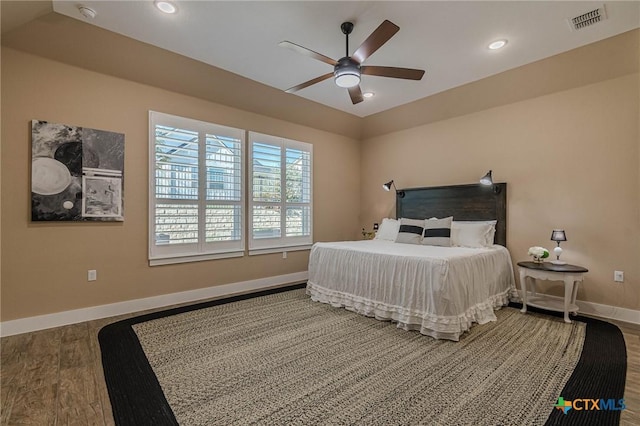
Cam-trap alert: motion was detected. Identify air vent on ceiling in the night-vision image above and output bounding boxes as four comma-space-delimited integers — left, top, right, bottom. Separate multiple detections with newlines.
567, 5, 607, 31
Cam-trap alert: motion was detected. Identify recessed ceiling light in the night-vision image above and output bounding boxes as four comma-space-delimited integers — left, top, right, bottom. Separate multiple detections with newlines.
77, 5, 97, 19
155, 1, 177, 14
363, 92, 375, 98
488, 39, 508, 50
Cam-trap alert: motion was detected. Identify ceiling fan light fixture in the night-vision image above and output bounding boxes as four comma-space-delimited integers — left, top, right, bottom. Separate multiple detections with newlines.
335, 73, 360, 88
334, 57, 361, 88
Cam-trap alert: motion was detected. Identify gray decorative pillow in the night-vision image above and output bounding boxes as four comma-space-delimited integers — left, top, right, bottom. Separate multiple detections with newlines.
422, 216, 453, 246
395, 218, 424, 244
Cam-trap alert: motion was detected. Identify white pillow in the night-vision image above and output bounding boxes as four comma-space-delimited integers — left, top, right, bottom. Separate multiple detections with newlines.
421, 216, 452, 247
451, 220, 497, 248
374, 218, 400, 241
395, 218, 424, 245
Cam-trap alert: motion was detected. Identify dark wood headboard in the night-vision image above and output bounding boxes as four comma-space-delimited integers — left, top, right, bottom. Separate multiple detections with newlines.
396, 183, 507, 247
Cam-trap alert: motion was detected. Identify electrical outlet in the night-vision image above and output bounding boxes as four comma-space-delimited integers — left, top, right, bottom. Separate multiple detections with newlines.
88, 270, 97, 281
373, 223, 379, 230
282, 251, 287, 259
614, 271, 624, 283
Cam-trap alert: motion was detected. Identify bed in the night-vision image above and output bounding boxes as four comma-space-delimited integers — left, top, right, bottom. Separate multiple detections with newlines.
307, 183, 516, 341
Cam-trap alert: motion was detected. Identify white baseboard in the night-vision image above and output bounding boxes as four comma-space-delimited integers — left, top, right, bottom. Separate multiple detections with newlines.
3, 277, 636, 337
514, 291, 640, 325
0, 271, 308, 337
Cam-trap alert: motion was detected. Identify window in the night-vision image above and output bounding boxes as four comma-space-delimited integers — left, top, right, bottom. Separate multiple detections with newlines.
249, 132, 312, 254
149, 111, 244, 265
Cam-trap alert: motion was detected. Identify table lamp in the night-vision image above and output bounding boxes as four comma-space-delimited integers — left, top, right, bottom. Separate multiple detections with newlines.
550, 229, 567, 265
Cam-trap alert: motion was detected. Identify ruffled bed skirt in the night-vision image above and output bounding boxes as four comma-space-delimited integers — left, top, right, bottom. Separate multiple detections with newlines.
307, 282, 513, 341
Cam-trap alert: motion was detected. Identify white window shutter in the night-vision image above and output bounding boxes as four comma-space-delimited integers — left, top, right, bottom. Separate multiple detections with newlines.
149, 111, 245, 264
248, 132, 313, 254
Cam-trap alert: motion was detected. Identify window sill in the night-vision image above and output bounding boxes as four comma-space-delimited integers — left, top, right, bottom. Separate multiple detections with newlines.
248, 245, 312, 256
149, 251, 244, 266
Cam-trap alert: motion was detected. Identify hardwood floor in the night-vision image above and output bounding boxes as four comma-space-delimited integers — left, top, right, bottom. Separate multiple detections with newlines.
1, 311, 639, 425
619, 324, 640, 425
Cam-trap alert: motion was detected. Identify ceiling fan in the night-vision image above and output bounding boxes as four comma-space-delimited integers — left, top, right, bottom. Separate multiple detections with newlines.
279, 20, 425, 105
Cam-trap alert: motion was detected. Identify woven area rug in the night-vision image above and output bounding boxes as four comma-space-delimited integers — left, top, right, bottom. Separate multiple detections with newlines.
99, 285, 627, 426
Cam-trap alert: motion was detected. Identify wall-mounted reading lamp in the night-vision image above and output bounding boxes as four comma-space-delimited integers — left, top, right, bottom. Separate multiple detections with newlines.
383, 180, 405, 198
479, 170, 501, 193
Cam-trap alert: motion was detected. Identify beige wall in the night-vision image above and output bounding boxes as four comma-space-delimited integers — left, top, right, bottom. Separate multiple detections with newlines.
1, 22, 639, 323
360, 73, 640, 310
0, 48, 361, 321
361, 30, 639, 139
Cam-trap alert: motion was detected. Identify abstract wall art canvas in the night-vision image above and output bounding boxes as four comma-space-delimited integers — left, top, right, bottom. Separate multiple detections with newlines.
31, 120, 125, 221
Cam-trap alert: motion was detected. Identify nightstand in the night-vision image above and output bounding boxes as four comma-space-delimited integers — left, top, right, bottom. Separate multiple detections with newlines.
517, 261, 589, 323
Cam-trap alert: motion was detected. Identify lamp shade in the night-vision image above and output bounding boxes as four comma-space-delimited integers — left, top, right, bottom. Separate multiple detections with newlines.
382, 180, 394, 191
551, 229, 567, 242
479, 170, 493, 186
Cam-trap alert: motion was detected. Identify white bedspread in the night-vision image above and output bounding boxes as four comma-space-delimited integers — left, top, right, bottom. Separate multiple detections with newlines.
307, 240, 516, 341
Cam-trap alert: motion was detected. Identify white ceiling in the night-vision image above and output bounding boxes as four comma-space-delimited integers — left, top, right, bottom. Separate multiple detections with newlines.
52, 1, 639, 117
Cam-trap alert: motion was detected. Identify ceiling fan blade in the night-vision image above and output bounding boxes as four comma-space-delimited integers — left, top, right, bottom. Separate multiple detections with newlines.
348, 85, 364, 105
352, 20, 400, 64
361, 66, 425, 80
278, 41, 337, 66
285, 72, 334, 93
